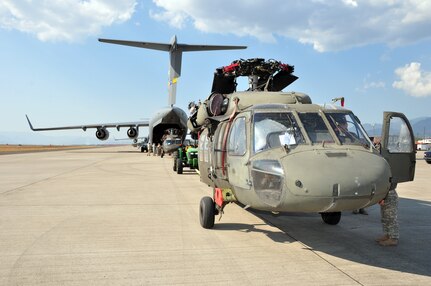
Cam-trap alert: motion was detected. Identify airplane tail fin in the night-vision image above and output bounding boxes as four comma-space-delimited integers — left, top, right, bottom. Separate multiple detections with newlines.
98, 39, 171, 52
99, 36, 247, 106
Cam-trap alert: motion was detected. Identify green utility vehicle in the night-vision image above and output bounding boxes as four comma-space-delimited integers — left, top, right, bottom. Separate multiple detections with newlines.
173, 146, 199, 174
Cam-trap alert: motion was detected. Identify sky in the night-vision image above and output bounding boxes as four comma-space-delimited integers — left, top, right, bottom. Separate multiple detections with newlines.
1, 0, 431, 144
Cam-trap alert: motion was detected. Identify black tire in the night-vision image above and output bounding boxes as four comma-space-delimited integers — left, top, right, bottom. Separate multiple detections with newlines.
320, 212, 341, 225
199, 196, 215, 229
426, 161, 431, 164
193, 158, 199, 170
173, 158, 177, 171
176, 158, 183, 174
140, 147, 145, 153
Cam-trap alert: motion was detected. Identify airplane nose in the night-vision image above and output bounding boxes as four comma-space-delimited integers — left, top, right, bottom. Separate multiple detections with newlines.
280, 150, 391, 212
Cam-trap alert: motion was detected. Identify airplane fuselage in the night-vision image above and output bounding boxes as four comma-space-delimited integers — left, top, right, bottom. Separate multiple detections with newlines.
148, 106, 188, 145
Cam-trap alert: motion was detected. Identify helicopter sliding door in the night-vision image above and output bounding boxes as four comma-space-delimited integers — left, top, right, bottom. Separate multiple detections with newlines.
380, 112, 416, 183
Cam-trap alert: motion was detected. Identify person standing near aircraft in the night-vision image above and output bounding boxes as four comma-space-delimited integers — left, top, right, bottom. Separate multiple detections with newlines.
373, 136, 399, 246
376, 185, 399, 246
147, 142, 152, 156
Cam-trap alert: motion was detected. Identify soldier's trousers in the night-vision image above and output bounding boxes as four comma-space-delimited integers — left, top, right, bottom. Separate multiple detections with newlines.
381, 189, 399, 239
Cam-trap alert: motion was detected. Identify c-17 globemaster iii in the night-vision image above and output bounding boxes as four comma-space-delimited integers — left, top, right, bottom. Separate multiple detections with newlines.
26, 35, 246, 152
187, 58, 416, 228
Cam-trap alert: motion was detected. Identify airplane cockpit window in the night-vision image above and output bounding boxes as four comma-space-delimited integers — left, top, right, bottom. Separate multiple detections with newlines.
298, 113, 334, 144
326, 112, 371, 147
254, 112, 304, 153
228, 117, 247, 156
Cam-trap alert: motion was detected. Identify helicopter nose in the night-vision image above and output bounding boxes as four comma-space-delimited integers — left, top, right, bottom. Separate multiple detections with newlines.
280, 150, 391, 212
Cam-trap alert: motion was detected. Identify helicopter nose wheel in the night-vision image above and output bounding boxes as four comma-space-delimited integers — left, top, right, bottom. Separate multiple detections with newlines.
320, 212, 341, 225
199, 196, 215, 229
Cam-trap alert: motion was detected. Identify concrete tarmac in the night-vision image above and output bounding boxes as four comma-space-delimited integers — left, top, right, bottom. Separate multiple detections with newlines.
0, 146, 430, 285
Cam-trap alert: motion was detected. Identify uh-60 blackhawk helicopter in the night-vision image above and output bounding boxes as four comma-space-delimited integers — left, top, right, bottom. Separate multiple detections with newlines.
187, 58, 416, 229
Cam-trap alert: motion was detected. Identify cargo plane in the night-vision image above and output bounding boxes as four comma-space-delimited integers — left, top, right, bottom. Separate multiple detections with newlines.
27, 36, 246, 152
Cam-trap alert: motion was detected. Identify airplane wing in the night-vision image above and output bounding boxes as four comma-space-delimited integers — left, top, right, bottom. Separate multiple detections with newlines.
26, 115, 149, 131
98, 39, 170, 52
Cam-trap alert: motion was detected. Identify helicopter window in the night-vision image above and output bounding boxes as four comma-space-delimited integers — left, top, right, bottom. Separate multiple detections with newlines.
254, 112, 304, 153
326, 112, 371, 147
228, 117, 247, 156
298, 113, 334, 144
387, 117, 413, 153
251, 160, 284, 207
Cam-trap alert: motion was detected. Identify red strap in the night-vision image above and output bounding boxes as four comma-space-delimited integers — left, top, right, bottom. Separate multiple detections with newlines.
214, 188, 223, 207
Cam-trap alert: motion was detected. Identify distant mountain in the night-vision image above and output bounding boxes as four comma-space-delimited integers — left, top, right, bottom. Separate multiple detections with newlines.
362, 123, 383, 137
412, 117, 431, 138
363, 117, 431, 139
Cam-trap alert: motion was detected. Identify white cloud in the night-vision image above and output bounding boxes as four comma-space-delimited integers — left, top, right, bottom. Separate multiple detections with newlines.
364, 81, 386, 89
393, 62, 431, 97
150, 0, 431, 52
0, 0, 137, 42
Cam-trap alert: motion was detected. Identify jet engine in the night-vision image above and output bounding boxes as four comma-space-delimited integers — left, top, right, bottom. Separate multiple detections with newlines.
95, 127, 109, 141
127, 127, 139, 139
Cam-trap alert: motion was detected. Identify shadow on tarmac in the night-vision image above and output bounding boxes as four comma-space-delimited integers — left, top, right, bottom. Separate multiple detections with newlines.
214, 222, 297, 244
244, 197, 431, 277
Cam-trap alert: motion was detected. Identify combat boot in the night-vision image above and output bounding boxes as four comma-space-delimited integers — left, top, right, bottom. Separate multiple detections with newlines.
378, 238, 398, 246
375, 234, 389, 242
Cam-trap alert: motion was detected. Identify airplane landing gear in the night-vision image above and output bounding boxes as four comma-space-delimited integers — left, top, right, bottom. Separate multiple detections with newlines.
320, 212, 341, 225
199, 196, 215, 229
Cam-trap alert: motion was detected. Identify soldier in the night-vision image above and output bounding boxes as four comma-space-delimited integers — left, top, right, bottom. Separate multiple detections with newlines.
157, 143, 162, 156
376, 184, 399, 246
371, 136, 398, 246
147, 142, 152, 156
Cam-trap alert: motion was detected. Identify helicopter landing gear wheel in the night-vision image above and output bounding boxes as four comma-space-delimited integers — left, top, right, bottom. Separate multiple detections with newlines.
320, 212, 341, 225
199, 196, 215, 229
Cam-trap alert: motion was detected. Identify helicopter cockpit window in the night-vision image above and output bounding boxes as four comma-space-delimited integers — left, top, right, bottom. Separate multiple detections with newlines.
298, 113, 334, 144
326, 113, 371, 147
228, 117, 247, 156
254, 112, 304, 153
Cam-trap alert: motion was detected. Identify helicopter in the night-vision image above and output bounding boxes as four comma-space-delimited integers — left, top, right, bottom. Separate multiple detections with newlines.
187, 58, 416, 229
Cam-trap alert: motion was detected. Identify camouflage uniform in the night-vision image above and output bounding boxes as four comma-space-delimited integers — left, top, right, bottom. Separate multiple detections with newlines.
380, 188, 399, 240
147, 143, 152, 156
157, 144, 162, 156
